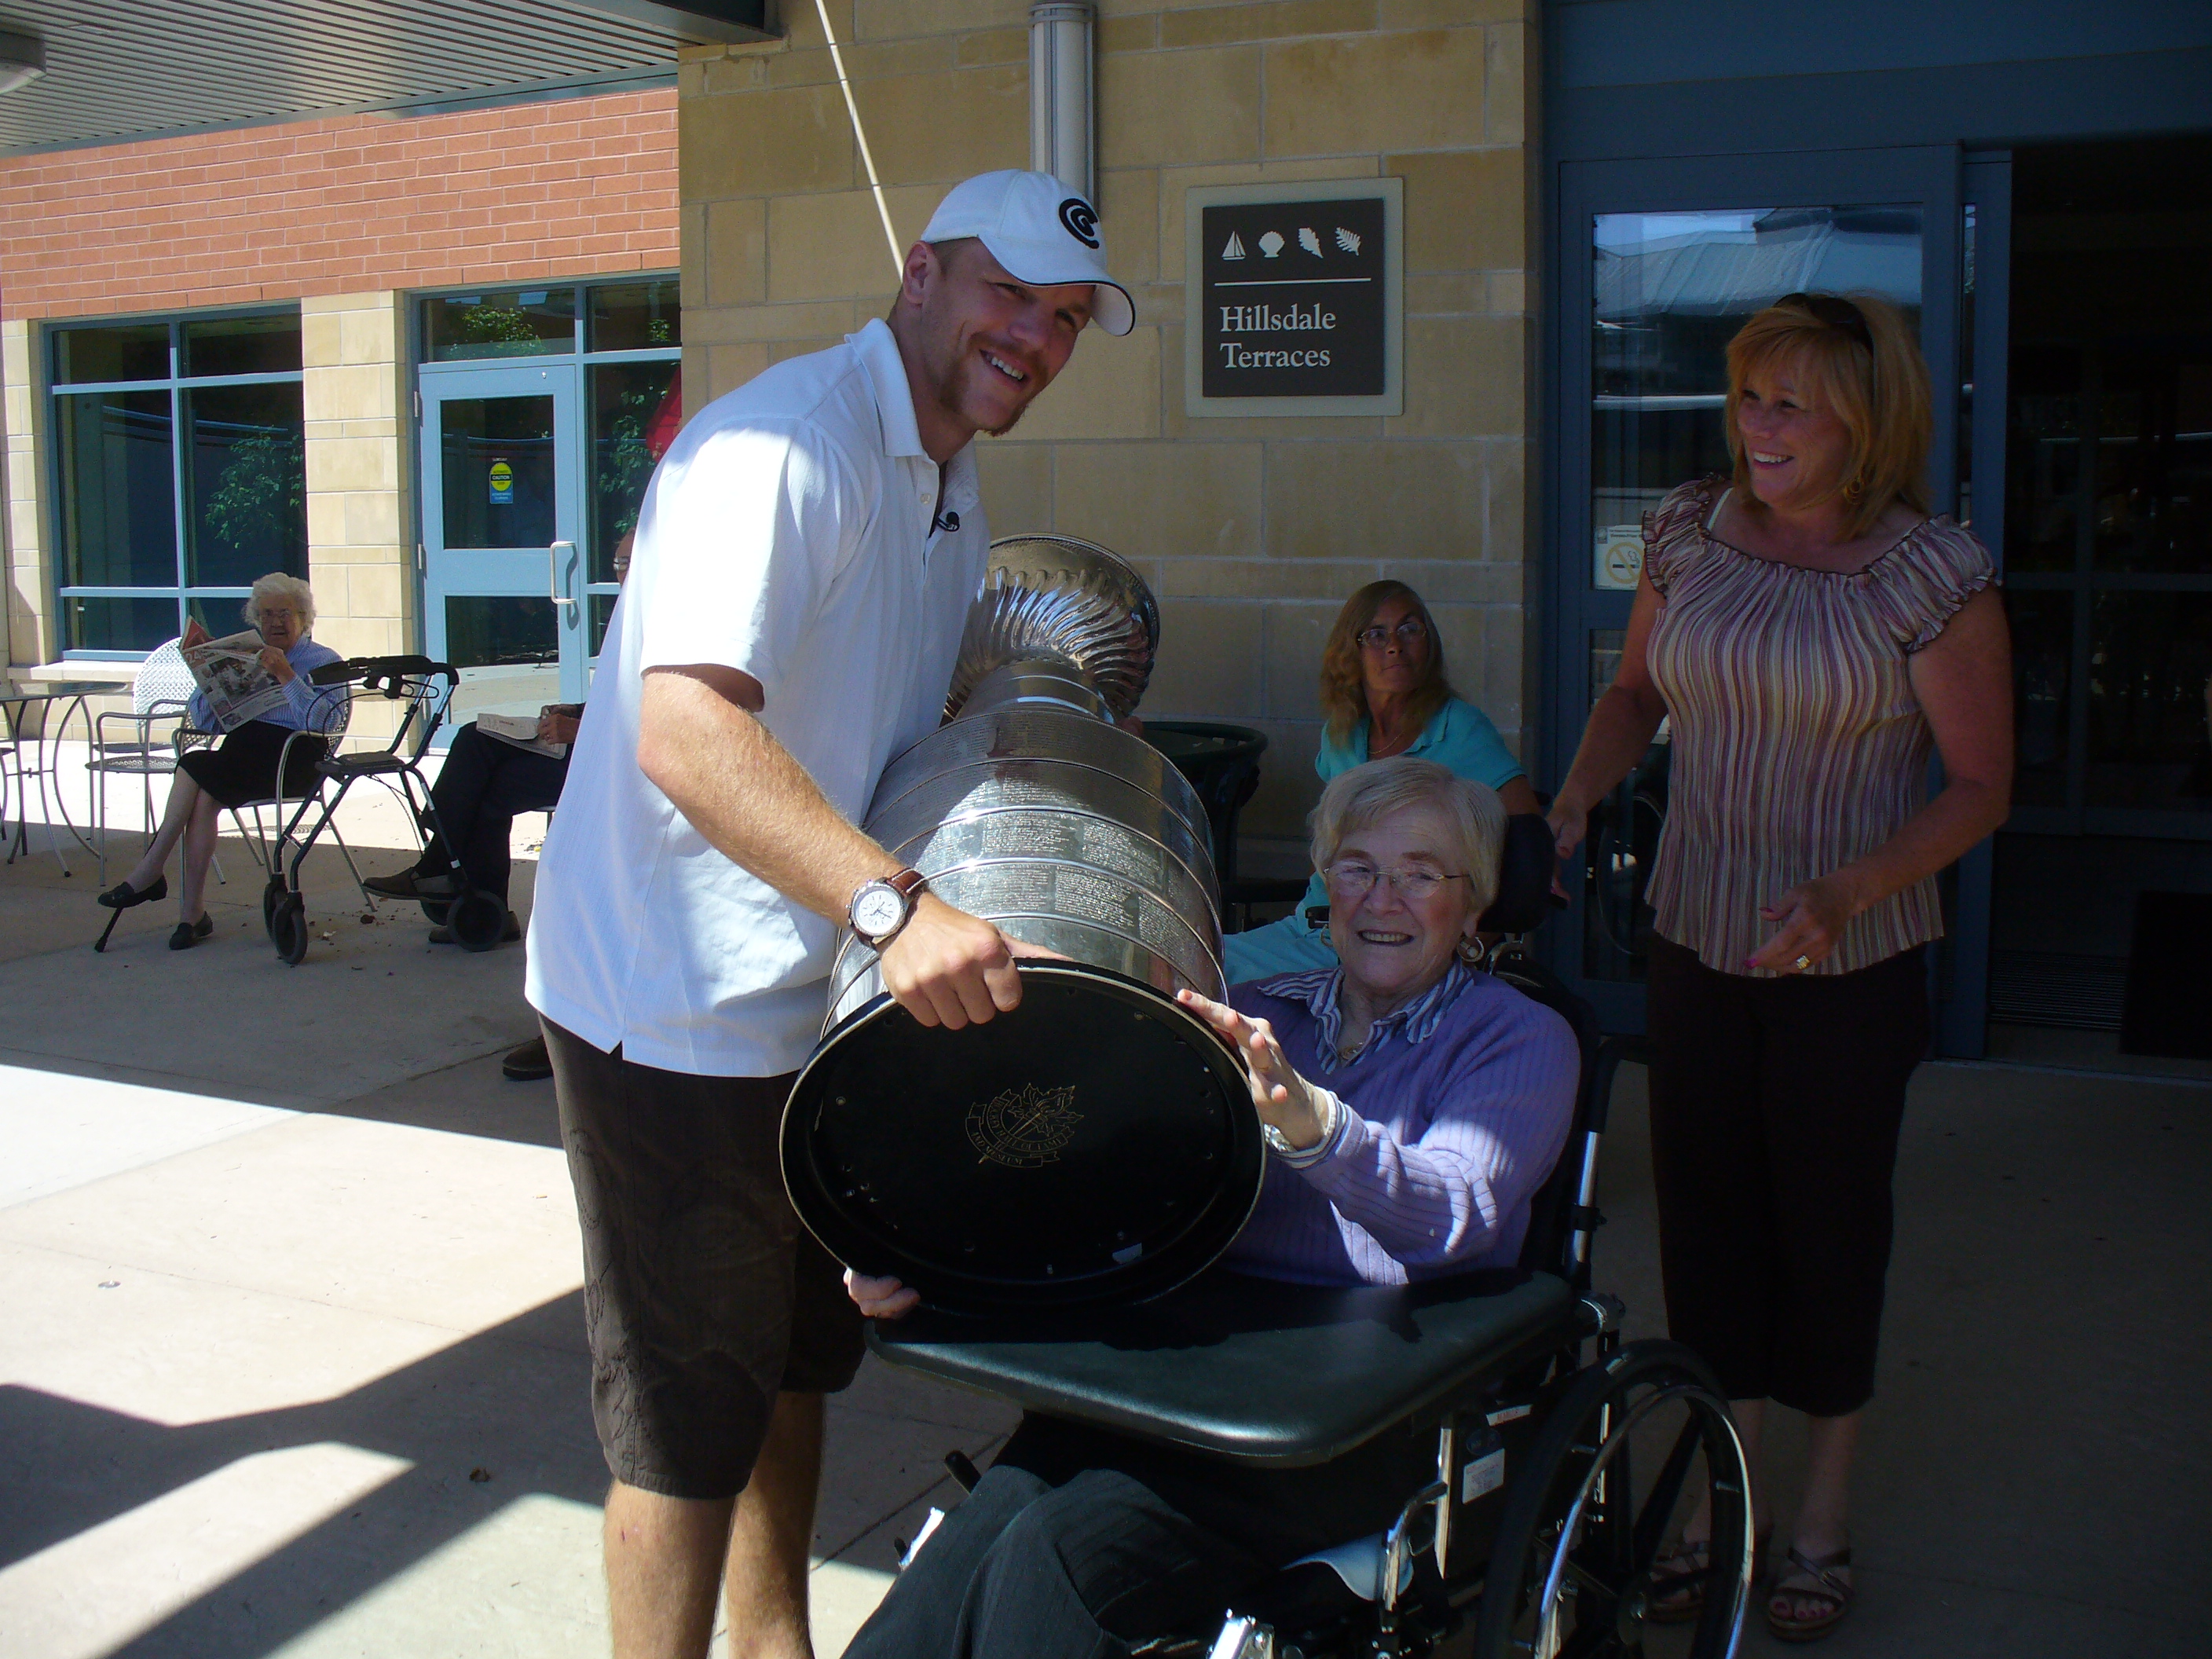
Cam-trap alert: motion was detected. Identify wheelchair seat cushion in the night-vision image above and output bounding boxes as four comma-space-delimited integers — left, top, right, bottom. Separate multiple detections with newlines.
869, 1265, 1574, 1466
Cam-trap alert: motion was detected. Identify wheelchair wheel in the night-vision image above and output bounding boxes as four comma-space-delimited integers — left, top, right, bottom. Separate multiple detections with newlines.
269, 892, 309, 966
447, 888, 507, 954
262, 875, 287, 933
1471, 1339, 1752, 1659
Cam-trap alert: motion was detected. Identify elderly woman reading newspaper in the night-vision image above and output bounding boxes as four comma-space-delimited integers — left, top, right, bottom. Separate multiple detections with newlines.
97, 573, 342, 951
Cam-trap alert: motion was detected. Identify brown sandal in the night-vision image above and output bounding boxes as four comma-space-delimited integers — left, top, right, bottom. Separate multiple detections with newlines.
1767, 1544, 1853, 1643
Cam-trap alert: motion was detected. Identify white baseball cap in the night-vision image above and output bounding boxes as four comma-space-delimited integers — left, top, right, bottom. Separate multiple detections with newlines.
919, 170, 1134, 336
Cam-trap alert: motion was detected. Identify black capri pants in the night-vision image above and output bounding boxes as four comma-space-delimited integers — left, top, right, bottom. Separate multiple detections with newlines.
1644, 936, 1929, 1417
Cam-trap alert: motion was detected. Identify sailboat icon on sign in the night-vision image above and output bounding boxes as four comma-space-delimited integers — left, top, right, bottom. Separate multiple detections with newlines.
1221, 231, 1247, 261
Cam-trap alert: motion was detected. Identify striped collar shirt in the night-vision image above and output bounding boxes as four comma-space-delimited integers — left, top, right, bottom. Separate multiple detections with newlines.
1256, 958, 1476, 1073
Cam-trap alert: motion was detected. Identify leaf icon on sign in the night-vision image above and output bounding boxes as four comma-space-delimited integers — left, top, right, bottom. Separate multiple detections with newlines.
1257, 229, 1284, 258
1298, 227, 1323, 257
1335, 227, 1361, 255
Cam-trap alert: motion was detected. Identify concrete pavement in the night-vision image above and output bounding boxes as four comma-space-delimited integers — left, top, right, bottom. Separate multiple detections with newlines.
1, 789, 2206, 1657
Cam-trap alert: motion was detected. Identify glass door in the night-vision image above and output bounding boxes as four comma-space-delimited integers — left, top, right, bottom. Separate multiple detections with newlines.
1547, 148, 1981, 1043
416, 280, 682, 729
420, 366, 584, 720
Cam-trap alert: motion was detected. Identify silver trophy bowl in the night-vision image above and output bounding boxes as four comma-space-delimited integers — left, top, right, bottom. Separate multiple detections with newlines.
783, 537, 1261, 1313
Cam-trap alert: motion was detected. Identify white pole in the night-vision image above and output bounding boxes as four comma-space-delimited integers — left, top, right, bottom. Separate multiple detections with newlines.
1028, 2, 1095, 203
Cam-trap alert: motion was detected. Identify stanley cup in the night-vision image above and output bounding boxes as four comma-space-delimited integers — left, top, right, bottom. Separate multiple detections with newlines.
782, 536, 1262, 1313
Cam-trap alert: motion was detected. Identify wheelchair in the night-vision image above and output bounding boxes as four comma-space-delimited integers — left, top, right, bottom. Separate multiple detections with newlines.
256, 656, 511, 964
866, 819, 1756, 1658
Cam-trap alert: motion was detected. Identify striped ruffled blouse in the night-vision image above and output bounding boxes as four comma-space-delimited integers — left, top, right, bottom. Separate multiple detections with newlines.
1642, 477, 1995, 977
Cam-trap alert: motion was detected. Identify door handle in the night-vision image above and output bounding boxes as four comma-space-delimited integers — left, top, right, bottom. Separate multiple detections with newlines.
549, 540, 578, 609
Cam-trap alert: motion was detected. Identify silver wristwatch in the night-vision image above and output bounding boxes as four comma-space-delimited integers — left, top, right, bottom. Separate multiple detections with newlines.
848, 868, 928, 950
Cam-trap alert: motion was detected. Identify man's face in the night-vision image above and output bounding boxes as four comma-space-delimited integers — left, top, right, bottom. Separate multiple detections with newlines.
912, 241, 1093, 438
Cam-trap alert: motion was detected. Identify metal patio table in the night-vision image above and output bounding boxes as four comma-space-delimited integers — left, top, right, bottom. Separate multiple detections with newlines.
1, 680, 112, 871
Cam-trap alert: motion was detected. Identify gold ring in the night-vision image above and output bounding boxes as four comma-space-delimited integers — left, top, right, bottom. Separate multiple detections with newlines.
1793, 954, 1812, 972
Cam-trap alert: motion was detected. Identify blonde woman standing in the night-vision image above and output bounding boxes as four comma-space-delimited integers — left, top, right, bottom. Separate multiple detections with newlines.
1547, 293, 2012, 1641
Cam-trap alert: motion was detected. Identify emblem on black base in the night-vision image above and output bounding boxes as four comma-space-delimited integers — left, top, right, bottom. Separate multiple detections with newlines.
967, 1082, 1082, 1168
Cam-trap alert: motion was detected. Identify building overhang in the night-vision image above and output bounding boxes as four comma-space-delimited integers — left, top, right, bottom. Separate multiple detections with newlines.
0, 0, 775, 154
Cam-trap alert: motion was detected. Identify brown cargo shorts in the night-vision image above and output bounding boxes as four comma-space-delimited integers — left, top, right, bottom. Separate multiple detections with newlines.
544, 1017, 865, 1500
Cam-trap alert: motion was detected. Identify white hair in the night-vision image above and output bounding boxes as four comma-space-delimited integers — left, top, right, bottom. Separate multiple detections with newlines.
243, 571, 315, 632
1308, 756, 1506, 917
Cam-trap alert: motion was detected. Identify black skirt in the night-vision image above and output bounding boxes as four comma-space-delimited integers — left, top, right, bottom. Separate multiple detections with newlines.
177, 720, 329, 809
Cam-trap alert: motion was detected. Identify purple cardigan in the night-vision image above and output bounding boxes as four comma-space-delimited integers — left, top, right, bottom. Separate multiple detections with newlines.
1220, 964, 1578, 1287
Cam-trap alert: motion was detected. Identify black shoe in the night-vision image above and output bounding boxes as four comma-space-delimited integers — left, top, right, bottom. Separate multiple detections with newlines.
98, 874, 167, 909
168, 914, 214, 950
364, 868, 457, 901
501, 1036, 553, 1082
428, 910, 522, 946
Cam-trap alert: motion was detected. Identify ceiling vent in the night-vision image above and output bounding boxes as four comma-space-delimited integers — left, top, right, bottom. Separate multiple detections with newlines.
0, 29, 42, 96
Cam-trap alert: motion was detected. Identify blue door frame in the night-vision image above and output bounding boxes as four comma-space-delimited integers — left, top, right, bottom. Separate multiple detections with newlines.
1539, 144, 2001, 1054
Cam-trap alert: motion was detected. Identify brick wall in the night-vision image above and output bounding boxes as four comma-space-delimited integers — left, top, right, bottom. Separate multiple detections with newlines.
0, 87, 680, 666
679, 2, 1538, 862
0, 88, 679, 321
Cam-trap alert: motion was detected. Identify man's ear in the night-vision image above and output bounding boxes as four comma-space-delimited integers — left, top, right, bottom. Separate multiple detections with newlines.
898, 241, 937, 309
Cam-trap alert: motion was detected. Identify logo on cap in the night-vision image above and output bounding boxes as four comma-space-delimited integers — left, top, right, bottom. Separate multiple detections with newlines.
1057, 197, 1100, 249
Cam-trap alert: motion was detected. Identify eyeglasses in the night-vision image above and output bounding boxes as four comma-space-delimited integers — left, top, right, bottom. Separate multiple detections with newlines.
1324, 861, 1470, 903
255, 607, 297, 623
1777, 291, 1872, 352
1356, 618, 1427, 652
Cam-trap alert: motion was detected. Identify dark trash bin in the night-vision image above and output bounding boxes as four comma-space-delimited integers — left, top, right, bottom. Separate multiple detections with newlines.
1143, 721, 1308, 932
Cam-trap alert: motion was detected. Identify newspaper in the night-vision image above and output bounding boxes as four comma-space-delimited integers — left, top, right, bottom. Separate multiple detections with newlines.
181, 630, 290, 731
477, 709, 570, 760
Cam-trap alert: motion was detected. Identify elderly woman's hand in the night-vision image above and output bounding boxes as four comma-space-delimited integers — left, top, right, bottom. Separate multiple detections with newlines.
258, 645, 297, 684
844, 1267, 920, 1320
1177, 988, 1329, 1152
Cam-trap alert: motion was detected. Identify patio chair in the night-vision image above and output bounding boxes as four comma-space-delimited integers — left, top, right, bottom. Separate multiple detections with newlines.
87, 638, 225, 887
258, 657, 507, 964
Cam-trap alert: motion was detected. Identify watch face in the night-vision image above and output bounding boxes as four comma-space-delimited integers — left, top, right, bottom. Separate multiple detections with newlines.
853, 884, 906, 940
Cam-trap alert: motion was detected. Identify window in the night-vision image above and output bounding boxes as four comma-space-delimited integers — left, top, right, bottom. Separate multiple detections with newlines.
50, 311, 306, 656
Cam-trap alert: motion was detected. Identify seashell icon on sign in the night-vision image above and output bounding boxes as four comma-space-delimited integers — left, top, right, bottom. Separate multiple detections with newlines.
1257, 229, 1285, 258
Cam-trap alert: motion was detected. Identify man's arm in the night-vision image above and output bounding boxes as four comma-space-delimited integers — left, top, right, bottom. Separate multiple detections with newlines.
636, 663, 1024, 1028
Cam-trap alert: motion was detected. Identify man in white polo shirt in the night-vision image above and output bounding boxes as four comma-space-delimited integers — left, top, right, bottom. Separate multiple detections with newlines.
525, 170, 1132, 1658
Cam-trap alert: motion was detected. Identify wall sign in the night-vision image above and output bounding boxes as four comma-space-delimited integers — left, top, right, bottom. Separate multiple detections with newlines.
1184, 178, 1402, 419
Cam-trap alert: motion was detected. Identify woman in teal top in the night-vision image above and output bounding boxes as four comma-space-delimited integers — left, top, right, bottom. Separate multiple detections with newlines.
1225, 580, 1540, 981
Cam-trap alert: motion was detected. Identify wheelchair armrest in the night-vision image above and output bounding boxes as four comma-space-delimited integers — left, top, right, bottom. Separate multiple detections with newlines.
868, 1266, 1575, 1468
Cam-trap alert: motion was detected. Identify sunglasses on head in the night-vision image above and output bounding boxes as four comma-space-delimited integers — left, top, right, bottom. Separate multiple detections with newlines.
1778, 291, 1873, 351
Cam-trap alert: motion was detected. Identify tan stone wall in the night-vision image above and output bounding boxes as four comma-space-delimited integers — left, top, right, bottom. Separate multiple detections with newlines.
302, 293, 411, 742
2, 318, 54, 666
680, 0, 1539, 861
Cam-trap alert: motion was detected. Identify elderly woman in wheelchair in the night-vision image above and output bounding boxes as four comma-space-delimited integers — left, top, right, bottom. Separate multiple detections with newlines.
842, 758, 1756, 1659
